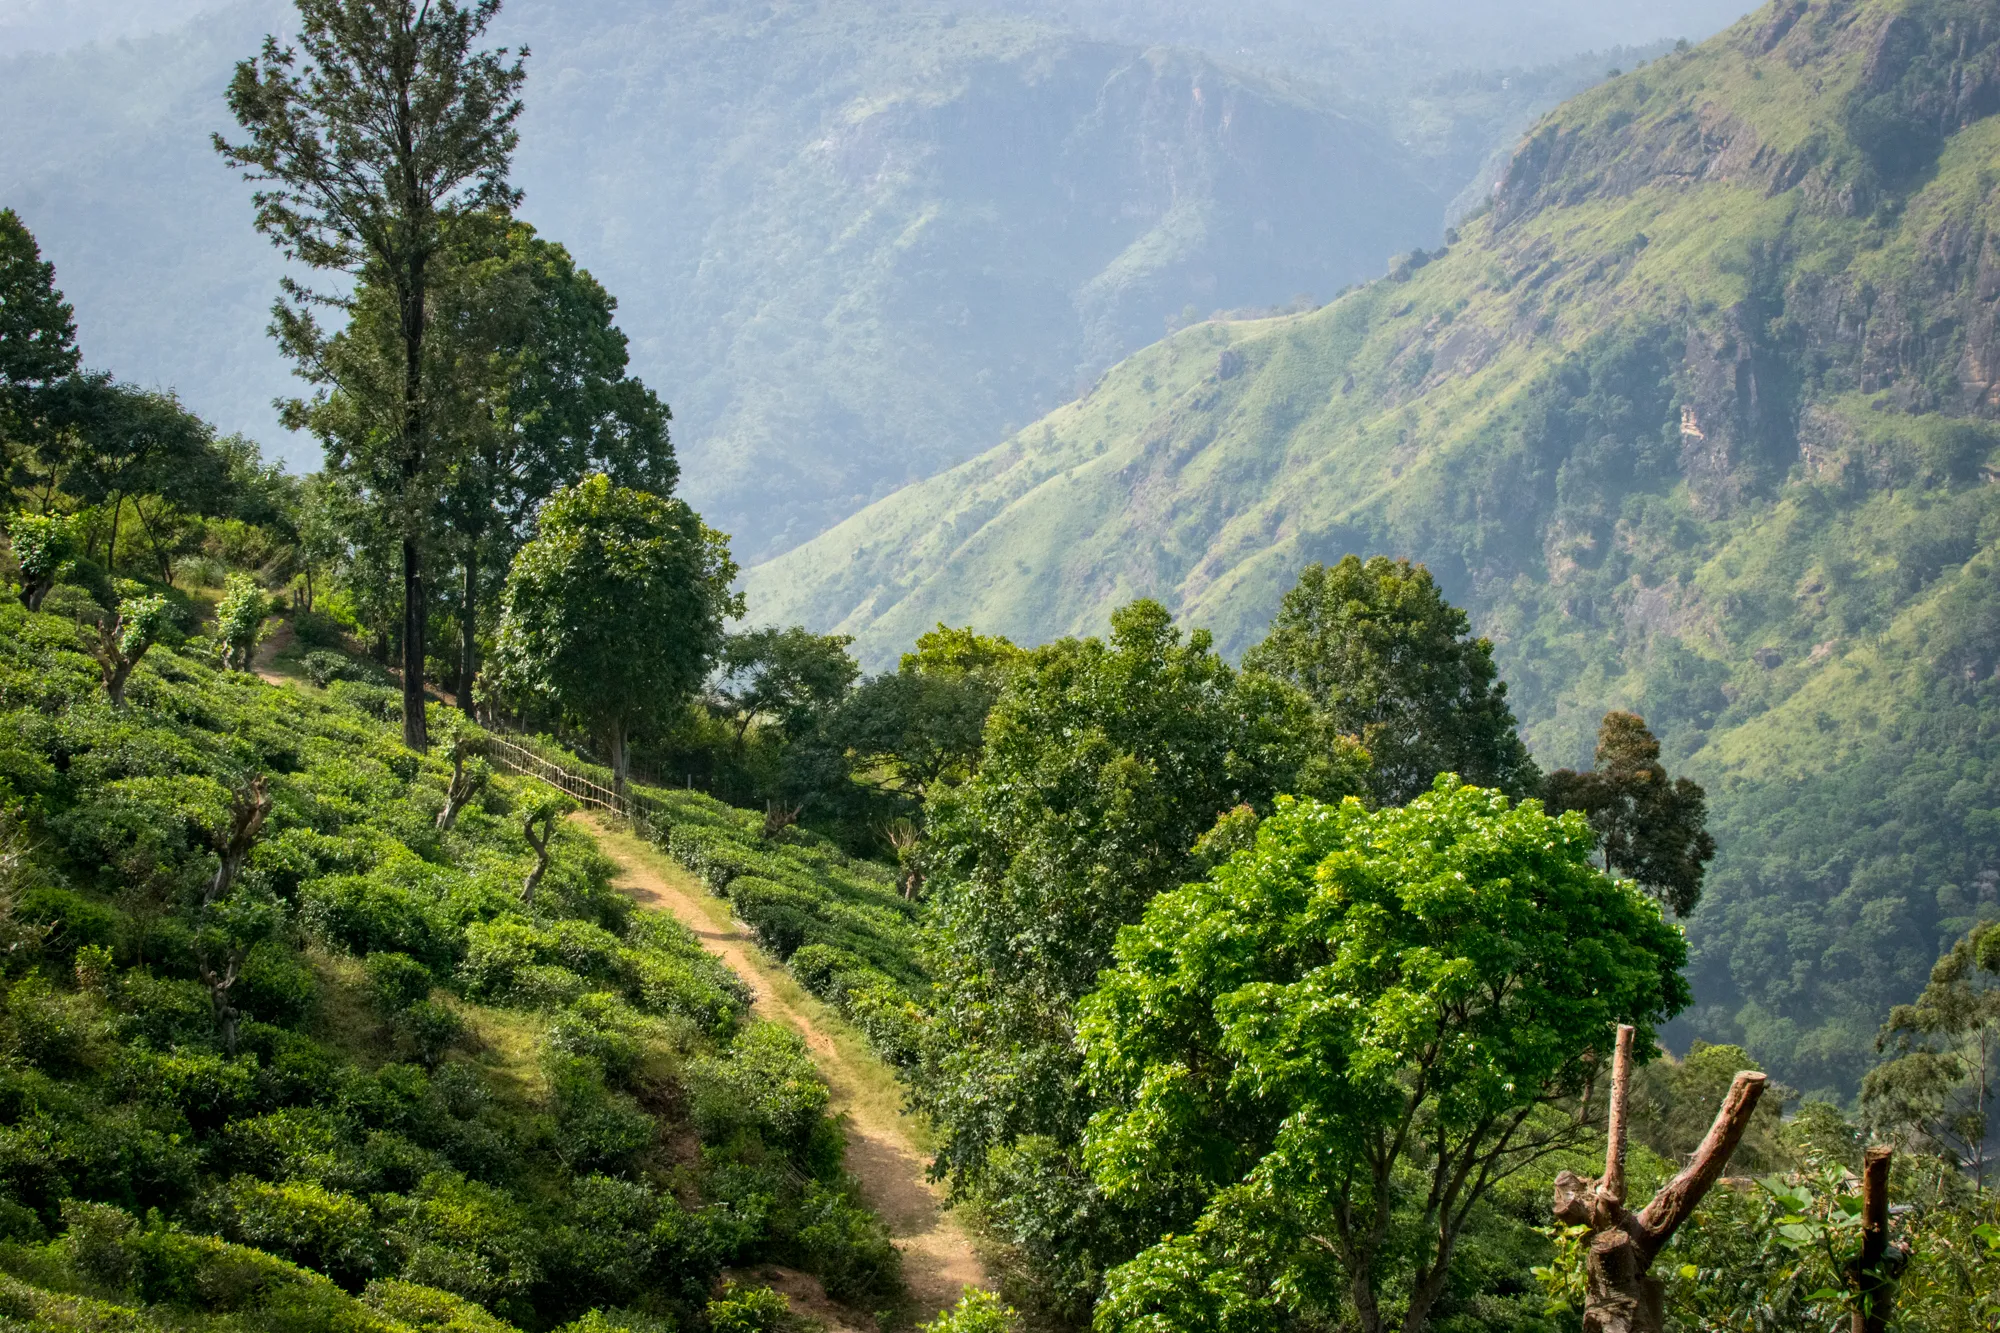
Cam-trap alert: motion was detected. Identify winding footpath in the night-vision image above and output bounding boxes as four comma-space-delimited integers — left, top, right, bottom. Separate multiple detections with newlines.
578, 815, 990, 1326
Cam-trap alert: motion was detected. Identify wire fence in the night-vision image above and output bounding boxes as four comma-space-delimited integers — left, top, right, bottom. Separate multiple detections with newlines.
484, 734, 674, 838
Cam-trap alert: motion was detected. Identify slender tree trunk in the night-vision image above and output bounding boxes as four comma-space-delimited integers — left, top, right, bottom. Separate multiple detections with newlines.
105, 491, 122, 575
402, 535, 428, 748
460, 545, 478, 716
609, 719, 628, 798
399, 249, 430, 752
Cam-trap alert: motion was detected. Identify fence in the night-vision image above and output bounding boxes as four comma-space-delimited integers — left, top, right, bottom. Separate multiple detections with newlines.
484, 734, 673, 837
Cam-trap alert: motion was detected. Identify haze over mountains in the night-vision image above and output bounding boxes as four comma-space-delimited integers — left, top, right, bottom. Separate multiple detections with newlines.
0, 0, 1749, 558
752, 0, 2000, 1094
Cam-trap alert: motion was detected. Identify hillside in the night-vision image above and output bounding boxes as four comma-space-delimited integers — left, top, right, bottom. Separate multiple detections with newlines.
0, 0, 1448, 561
746, 0, 2000, 1096
0, 604, 907, 1330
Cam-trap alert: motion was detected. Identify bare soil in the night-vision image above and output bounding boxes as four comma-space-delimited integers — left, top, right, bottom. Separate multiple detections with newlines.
579, 815, 990, 1327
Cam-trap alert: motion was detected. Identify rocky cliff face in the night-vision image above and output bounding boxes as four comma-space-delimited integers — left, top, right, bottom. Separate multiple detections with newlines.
750, 0, 2000, 1094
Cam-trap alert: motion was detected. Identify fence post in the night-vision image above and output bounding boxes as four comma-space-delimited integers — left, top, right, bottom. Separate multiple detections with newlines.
1854, 1146, 1893, 1333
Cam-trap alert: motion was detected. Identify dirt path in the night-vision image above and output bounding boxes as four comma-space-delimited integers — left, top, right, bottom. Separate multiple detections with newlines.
580, 815, 989, 1325
252, 620, 295, 685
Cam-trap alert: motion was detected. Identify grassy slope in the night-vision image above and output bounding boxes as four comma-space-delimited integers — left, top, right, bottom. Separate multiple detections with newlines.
0, 605, 908, 1331
748, 0, 2000, 1094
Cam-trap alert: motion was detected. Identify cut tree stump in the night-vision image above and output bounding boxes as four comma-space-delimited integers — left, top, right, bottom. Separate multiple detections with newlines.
1553, 1024, 1768, 1333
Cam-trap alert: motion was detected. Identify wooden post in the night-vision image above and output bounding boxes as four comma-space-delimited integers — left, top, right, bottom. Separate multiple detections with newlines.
1854, 1146, 1893, 1333
1554, 1029, 1768, 1333
1599, 1024, 1635, 1224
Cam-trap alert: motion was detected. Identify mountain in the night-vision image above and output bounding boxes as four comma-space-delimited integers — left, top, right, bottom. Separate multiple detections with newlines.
747, 0, 2000, 1095
0, 0, 1746, 562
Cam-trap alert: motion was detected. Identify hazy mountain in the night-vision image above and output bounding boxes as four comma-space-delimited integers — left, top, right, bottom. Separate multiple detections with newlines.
0, 0, 1749, 560
747, 0, 2000, 1093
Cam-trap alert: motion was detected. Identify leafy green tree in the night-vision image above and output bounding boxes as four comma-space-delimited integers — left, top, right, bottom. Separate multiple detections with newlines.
491, 474, 740, 792
914, 601, 1367, 1317
217, 0, 528, 751
1863, 921, 2000, 1186
30, 381, 231, 578
1079, 781, 1688, 1333
92, 593, 173, 706
308, 212, 676, 710
1543, 711, 1717, 916
215, 574, 271, 672
798, 623, 1024, 819
1243, 556, 1540, 805
5, 510, 77, 610
0, 208, 80, 481
714, 626, 860, 751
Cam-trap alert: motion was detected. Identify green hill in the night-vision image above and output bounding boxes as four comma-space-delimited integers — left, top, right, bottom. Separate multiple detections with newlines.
747, 0, 2000, 1096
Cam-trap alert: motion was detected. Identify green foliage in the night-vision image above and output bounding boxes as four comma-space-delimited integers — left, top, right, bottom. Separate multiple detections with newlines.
715, 626, 860, 747
213, 573, 269, 672
920, 1288, 1020, 1333
1862, 920, 2000, 1183
1244, 556, 1541, 805
910, 599, 1368, 1316
1543, 711, 1715, 916
1079, 780, 1687, 1333
0, 599, 899, 1330
3, 511, 78, 611
0, 207, 81, 454
493, 475, 741, 788
704, 1282, 796, 1333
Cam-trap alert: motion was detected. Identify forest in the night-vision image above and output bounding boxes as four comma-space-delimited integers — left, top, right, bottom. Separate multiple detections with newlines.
0, 1, 1996, 1331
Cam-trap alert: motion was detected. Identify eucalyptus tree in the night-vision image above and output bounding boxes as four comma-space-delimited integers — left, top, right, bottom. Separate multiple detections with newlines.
216, 0, 528, 750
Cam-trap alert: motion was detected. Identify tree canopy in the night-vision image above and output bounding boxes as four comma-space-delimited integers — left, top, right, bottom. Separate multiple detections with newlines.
1243, 556, 1540, 805
914, 600, 1368, 1317
1080, 781, 1689, 1333
0, 207, 80, 474
1544, 710, 1716, 916
218, 0, 528, 749
491, 474, 740, 791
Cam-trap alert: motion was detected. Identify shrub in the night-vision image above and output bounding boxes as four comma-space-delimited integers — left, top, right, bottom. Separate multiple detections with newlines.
705, 1282, 796, 1333
791, 1180, 903, 1309
300, 876, 449, 969
201, 1175, 382, 1288
921, 1289, 1020, 1333
364, 952, 435, 1015
396, 1001, 465, 1068
236, 941, 319, 1028
326, 680, 402, 722
684, 1023, 828, 1152
16, 886, 117, 965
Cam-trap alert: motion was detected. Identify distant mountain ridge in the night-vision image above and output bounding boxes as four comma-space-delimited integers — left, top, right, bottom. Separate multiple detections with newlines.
748, 0, 2000, 1094
0, 0, 1744, 562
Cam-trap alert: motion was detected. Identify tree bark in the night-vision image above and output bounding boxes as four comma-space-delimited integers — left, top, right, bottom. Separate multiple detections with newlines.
1853, 1146, 1893, 1333
402, 534, 428, 750
460, 545, 478, 717
1554, 1056, 1769, 1333
608, 719, 628, 798
399, 231, 430, 752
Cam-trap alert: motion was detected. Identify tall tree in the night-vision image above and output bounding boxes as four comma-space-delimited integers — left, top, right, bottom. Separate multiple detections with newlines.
490, 475, 739, 793
1243, 555, 1540, 805
216, 0, 528, 751
1543, 711, 1717, 916
1080, 782, 1688, 1333
913, 601, 1368, 1319
1863, 922, 2000, 1187
433, 215, 677, 713
0, 209, 81, 487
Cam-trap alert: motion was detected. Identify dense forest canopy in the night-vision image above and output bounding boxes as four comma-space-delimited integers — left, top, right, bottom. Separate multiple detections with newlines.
2, 2, 1999, 1332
